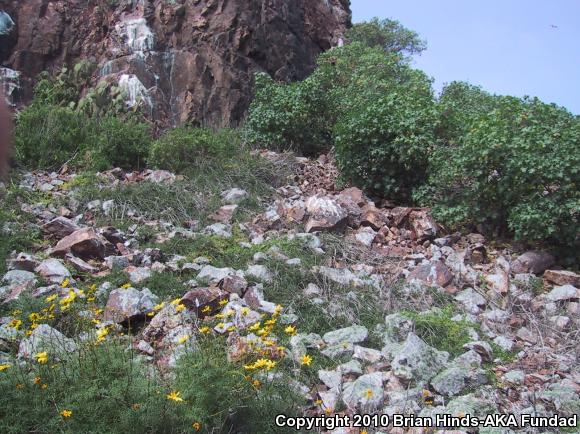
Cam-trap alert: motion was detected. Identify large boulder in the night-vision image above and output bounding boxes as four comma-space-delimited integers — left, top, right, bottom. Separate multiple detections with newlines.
544, 270, 580, 287
391, 333, 449, 383
18, 324, 76, 360
512, 251, 555, 275
42, 217, 80, 240
407, 261, 454, 288
103, 287, 159, 323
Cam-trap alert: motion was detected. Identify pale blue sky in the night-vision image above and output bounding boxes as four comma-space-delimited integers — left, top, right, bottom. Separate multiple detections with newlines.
351, 0, 580, 114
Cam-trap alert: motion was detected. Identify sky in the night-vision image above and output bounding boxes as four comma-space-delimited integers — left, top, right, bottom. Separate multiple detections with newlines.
351, 0, 580, 114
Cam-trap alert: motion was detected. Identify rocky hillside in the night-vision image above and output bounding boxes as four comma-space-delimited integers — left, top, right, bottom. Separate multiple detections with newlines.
0, 0, 350, 125
0, 152, 578, 432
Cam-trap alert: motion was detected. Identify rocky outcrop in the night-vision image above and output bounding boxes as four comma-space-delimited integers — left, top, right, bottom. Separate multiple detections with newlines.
0, 0, 351, 125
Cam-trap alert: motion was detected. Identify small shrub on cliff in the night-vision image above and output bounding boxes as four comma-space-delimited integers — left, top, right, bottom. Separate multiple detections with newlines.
417, 96, 580, 247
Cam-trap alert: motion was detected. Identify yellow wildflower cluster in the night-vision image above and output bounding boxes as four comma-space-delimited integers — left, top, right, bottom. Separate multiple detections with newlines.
96, 327, 109, 344
243, 358, 277, 371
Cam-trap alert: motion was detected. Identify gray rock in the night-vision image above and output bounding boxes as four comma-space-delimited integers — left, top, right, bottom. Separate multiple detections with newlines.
503, 370, 525, 385
318, 369, 342, 389
18, 324, 77, 360
342, 372, 384, 410
2, 269, 37, 287
197, 265, 240, 284
35, 259, 71, 284
455, 287, 487, 314
382, 313, 414, 344
391, 333, 449, 383
493, 336, 515, 352
545, 284, 579, 302
355, 226, 377, 247
323, 325, 368, 345
431, 365, 472, 396
304, 283, 322, 297
221, 188, 249, 204
126, 266, 151, 284
103, 287, 159, 323
512, 250, 555, 275
203, 223, 232, 238
245, 264, 273, 283
353, 345, 383, 363
105, 255, 130, 270
290, 333, 324, 360
321, 342, 354, 359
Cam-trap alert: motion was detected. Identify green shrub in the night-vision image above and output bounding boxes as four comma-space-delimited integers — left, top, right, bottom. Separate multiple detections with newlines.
246, 73, 331, 155
346, 17, 426, 56
148, 127, 241, 173
418, 96, 580, 247
14, 104, 90, 169
87, 116, 151, 171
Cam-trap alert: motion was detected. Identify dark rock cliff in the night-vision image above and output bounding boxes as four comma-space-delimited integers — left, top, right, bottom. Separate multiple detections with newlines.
0, 0, 351, 125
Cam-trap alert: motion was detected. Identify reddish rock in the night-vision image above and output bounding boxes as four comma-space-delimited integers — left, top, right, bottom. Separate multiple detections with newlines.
360, 204, 386, 231
51, 228, 107, 260
407, 261, 454, 287
512, 251, 555, 275
65, 254, 98, 274
390, 207, 413, 227
338, 187, 367, 207
409, 210, 438, 241
2, 0, 350, 126
180, 288, 227, 318
209, 204, 238, 224
219, 275, 248, 296
42, 217, 80, 240
544, 270, 580, 287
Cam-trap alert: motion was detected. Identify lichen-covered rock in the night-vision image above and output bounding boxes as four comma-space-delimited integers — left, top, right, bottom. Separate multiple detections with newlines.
323, 325, 368, 346
342, 372, 384, 410
391, 333, 449, 383
103, 287, 159, 323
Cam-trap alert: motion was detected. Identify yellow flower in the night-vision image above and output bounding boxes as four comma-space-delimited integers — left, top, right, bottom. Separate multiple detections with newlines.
33, 377, 41, 385
35, 352, 49, 364
198, 326, 211, 334
264, 319, 276, 326
227, 325, 236, 332
314, 399, 323, 406
248, 322, 261, 332
201, 305, 211, 313
364, 389, 374, 399
273, 304, 283, 316
252, 379, 261, 389
12, 309, 22, 316
121, 283, 132, 289
46, 294, 58, 303
284, 325, 297, 336
192, 422, 201, 431
300, 354, 312, 366
28, 312, 41, 322
241, 307, 250, 316
16, 383, 24, 390
225, 309, 235, 317
153, 302, 165, 311
170, 298, 181, 305
60, 409, 72, 418
177, 335, 190, 345
216, 322, 225, 329
60, 278, 70, 288
175, 304, 186, 313
324, 407, 333, 414
132, 403, 141, 411
9, 319, 22, 329
215, 313, 224, 319
87, 296, 96, 302
0, 364, 11, 371
219, 299, 228, 306
96, 327, 109, 343
41, 383, 48, 390
166, 390, 184, 402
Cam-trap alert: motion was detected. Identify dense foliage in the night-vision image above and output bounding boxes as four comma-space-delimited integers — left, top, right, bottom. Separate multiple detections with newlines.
346, 17, 427, 56
418, 96, 579, 246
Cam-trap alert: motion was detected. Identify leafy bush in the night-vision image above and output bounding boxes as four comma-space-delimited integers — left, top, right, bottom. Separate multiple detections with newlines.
346, 17, 426, 56
330, 45, 438, 200
419, 96, 580, 247
246, 73, 331, 155
148, 127, 241, 173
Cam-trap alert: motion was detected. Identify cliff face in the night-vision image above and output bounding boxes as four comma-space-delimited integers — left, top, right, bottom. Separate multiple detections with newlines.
0, 0, 351, 125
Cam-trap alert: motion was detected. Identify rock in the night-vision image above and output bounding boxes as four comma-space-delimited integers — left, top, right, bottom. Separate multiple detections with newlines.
304, 195, 348, 233
353, 345, 382, 363
516, 327, 537, 344
391, 333, 449, 383
544, 270, 580, 287
382, 313, 414, 344
545, 284, 579, 302
125, 266, 151, 284
245, 264, 273, 283
6, 252, 40, 272
18, 324, 76, 360
354, 226, 377, 247
360, 204, 386, 231
219, 274, 248, 296
409, 210, 438, 241
290, 333, 325, 360
42, 217, 80, 239
318, 369, 342, 389
304, 283, 322, 297
180, 287, 228, 317
407, 261, 453, 288
197, 265, 239, 284
454, 288, 487, 314
549, 315, 571, 331
512, 251, 555, 275
431, 365, 472, 396
503, 370, 525, 385
338, 187, 367, 207
243, 285, 277, 314
65, 254, 98, 273
2, 269, 37, 287
209, 204, 238, 223
203, 223, 232, 238
103, 287, 159, 323
35, 259, 71, 284
105, 255, 130, 270
145, 170, 176, 184
463, 341, 493, 362
493, 336, 515, 352
221, 188, 249, 204
51, 228, 107, 260
342, 372, 384, 410
323, 325, 368, 345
